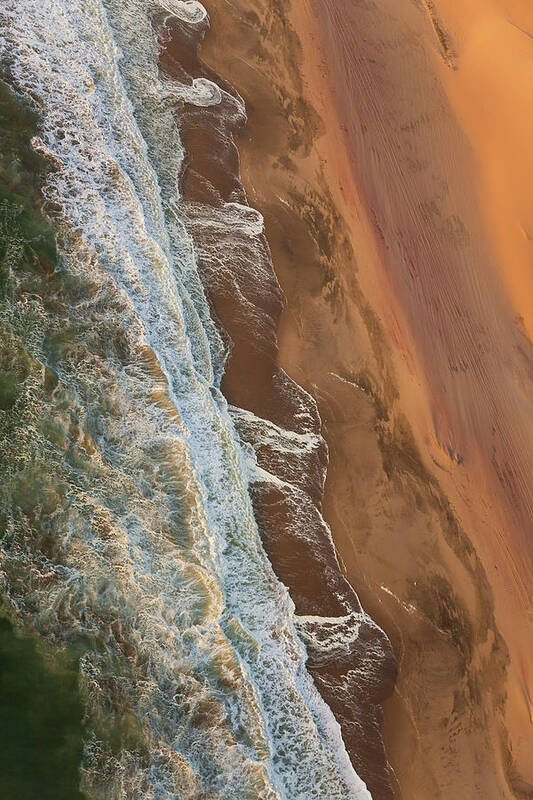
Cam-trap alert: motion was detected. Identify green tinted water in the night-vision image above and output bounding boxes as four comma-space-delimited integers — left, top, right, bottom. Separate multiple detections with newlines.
0, 617, 85, 800
0, 79, 86, 799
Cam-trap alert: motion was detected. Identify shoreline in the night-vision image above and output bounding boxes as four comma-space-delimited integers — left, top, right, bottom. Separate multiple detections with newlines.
198, 0, 533, 797
158, 8, 396, 798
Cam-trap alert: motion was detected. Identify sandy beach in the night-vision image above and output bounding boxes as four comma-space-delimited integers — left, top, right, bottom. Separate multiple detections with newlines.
197, 0, 533, 797
159, 9, 396, 798
3, 0, 531, 796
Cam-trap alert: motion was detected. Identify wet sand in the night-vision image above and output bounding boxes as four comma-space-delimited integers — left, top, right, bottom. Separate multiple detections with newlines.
158, 10, 396, 799
196, 0, 533, 797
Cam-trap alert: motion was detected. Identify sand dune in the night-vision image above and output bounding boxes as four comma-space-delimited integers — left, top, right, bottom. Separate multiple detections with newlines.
438, 0, 533, 342
298, 0, 533, 790
307, 0, 533, 788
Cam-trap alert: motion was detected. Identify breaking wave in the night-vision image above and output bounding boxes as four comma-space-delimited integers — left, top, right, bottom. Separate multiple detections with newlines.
0, 0, 376, 797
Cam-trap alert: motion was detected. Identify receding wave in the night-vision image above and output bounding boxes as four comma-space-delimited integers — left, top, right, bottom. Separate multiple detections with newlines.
0, 0, 376, 797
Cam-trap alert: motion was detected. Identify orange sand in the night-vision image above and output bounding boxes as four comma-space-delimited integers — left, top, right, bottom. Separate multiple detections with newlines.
438, 0, 533, 343
201, 0, 533, 795
300, 0, 533, 788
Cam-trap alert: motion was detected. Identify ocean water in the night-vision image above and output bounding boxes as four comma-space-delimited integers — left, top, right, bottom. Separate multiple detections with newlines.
0, 1, 373, 798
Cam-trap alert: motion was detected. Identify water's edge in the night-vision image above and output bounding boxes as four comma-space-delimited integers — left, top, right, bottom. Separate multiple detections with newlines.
157, 8, 397, 798
0, 0, 395, 797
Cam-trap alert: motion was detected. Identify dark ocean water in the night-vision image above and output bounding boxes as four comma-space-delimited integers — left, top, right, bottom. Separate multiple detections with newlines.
0, 617, 86, 799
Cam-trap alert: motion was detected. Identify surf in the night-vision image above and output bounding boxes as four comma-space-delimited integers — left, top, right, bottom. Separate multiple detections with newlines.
0, 1, 373, 797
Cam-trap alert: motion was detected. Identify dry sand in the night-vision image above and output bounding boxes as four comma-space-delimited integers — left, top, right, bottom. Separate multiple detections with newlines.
198, 0, 533, 797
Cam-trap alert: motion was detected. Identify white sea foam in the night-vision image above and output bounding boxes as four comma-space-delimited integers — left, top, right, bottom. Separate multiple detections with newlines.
167, 77, 222, 107
230, 406, 323, 456
156, 0, 208, 24
296, 613, 366, 655
0, 0, 372, 797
